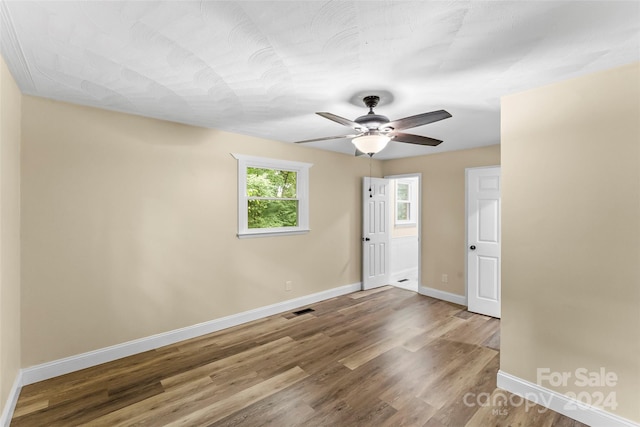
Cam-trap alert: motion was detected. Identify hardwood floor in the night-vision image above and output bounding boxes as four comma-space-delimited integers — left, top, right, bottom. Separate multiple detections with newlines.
12, 286, 587, 426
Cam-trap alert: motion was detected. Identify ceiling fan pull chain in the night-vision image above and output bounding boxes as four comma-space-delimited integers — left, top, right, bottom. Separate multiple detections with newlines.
369, 155, 373, 198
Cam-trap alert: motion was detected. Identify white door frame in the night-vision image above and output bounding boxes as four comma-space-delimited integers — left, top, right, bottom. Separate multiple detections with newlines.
384, 173, 422, 292
465, 165, 501, 318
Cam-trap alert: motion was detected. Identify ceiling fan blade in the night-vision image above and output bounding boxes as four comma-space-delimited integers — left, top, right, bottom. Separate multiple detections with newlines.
355, 148, 366, 157
317, 112, 365, 130
392, 132, 443, 146
294, 134, 358, 144
384, 110, 452, 131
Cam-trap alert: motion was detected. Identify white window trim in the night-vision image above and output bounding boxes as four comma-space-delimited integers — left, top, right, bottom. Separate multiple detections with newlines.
395, 179, 416, 226
232, 154, 312, 238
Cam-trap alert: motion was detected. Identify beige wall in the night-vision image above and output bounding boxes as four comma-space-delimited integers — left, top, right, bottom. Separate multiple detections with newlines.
21, 96, 382, 366
0, 57, 22, 414
383, 145, 501, 295
501, 63, 640, 422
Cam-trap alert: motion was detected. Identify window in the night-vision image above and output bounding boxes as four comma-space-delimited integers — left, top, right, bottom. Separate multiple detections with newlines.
395, 180, 415, 225
233, 154, 312, 238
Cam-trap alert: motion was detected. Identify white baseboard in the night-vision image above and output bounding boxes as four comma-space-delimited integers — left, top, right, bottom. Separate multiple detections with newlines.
418, 285, 467, 306
20, 282, 361, 387
497, 370, 639, 427
0, 371, 22, 427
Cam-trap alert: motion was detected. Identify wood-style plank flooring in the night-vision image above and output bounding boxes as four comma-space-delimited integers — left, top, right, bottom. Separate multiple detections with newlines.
12, 286, 587, 426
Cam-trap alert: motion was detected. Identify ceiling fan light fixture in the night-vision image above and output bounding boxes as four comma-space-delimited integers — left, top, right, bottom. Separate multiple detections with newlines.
351, 133, 390, 155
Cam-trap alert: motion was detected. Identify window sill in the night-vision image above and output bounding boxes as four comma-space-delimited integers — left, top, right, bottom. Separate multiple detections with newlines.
237, 229, 311, 239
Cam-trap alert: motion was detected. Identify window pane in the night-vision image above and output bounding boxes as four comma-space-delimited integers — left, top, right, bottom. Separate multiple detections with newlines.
248, 199, 298, 229
247, 167, 297, 198
397, 202, 409, 221
397, 183, 409, 201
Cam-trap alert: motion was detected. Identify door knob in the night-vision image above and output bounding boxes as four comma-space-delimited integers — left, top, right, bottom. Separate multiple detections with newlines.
469, 245, 476, 250
362, 237, 370, 242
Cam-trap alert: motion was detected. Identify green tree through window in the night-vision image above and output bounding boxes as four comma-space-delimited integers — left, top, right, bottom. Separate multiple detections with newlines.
246, 167, 298, 229
233, 154, 311, 237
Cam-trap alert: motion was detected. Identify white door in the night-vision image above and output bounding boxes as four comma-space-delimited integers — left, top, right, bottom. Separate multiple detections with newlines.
363, 177, 390, 290
467, 166, 501, 318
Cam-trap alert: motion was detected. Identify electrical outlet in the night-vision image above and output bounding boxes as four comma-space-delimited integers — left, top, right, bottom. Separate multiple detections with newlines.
441, 274, 448, 283
285, 281, 293, 291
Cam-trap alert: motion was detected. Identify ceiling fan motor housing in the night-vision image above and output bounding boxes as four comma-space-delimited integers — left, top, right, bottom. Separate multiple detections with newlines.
355, 114, 391, 131
357, 96, 391, 131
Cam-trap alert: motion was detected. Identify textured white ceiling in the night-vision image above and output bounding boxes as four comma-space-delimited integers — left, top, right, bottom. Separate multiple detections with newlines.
2, 1, 639, 159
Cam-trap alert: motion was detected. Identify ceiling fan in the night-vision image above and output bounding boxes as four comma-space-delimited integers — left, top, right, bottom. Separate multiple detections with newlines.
295, 95, 452, 156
